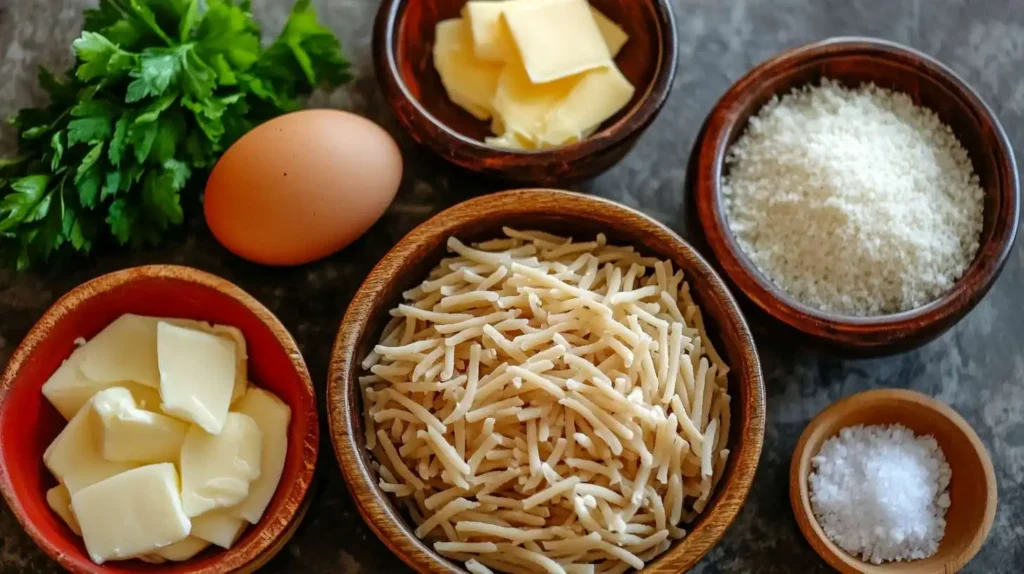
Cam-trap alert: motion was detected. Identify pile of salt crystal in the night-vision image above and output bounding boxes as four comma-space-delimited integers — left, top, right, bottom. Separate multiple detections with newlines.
808, 424, 952, 564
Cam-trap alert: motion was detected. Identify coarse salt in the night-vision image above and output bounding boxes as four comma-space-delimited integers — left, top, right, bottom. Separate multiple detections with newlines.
722, 79, 984, 316
809, 424, 951, 564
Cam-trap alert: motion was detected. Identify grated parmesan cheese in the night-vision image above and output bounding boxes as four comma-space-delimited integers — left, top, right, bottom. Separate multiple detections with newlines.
722, 80, 984, 316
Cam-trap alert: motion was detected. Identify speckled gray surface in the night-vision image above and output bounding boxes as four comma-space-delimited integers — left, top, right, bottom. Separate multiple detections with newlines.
0, 0, 1022, 572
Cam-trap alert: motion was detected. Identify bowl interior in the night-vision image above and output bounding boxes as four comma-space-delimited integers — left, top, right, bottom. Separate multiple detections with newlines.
699, 39, 1019, 350
792, 390, 997, 573
390, 0, 665, 145
333, 190, 765, 573
0, 268, 317, 573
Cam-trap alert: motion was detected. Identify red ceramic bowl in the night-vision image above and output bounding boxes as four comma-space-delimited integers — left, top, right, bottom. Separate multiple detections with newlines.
0, 266, 318, 573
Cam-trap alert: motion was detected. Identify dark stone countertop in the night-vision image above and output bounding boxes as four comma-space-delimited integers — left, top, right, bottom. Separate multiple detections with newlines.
1, 0, 1022, 572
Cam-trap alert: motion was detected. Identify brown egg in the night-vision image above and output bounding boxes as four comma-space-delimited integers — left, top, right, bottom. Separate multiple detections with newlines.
204, 110, 403, 266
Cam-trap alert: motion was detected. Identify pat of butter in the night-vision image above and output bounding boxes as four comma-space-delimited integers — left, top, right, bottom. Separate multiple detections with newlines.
92, 387, 188, 464
153, 537, 211, 562
180, 412, 262, 517
230, 387, 291, 524
46, 484, 81, 536
42, 344, 162, 420
43, 397, 137, 495
191, 509, 248, 549
434, 18, 503, 120
71, 463, 191, 565
541, 65, 636, 146
463, 1, 517, 62
591, 6, 628, 57
157, 322, 237, 434
79, 314, 162, 388
492, 59, 577, 145
502, 0, 610, 83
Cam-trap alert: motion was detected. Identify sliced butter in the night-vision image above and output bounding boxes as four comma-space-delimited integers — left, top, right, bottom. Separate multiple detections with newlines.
434, 18, 503, 121
591, 6, 629, 57
43, 397, 137, 495
153, 537, 211, 562
229, 387, 291, 524
180, 412, 262, 517
79, 314, 162, 388
46, 484, 81, 536
541, 64, 635, 146
157, 322, 237, 434
502, 0, 610, 83
71, 463, 191, 565
463, 1, 514, 62
42, 344, 161, 420
92, 387, 188, 464
492, 59, 577, 145
191, 509, 248, 549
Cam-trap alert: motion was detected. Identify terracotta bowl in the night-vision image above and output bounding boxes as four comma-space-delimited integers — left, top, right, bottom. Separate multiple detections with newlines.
790, 389, 997, 573
0, 266, 319, 573
373, 0, 678, 184
328, 189, 767, 573
694, 37, 1020, 355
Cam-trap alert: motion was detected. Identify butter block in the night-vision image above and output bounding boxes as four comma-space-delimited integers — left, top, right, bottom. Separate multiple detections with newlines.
502, 0, 610, 83
591, 6, 629, 57
79, 314, 161, 388
43, 397, 137, 495
92, 387, 188, 464
230, 387, 291, 524
46, 484, 81, 536
191, 509, 248, 549
42, 345, 161, 420
492, 59, 577, 145
541, 65, 635, 146
434, 18, 503, 120
153, 537, 211, 561
180, 413, 262, 517
157, 322, 237, 434
71, 463, 192, 565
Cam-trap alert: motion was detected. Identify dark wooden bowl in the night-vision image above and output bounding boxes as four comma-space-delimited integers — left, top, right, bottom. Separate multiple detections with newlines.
373, 0, 678, 185
694, 37, 1020, 355
328, 189, 766, 573
790, 389, 997, 573
0, 266, 319, 573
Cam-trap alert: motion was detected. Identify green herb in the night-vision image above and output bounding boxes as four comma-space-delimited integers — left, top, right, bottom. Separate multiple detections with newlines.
0, 0, 350, 270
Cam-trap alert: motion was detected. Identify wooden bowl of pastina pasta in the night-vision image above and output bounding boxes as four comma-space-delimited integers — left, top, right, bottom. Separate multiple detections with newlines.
328, 189, 766, 573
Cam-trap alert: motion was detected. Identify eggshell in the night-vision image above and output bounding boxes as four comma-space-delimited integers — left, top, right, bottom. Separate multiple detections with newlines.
204, 110, 403, 266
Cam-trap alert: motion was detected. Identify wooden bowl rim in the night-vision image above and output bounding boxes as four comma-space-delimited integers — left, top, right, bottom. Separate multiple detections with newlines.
788, 388, 998, 574
0, 265, 319, 574
372, 0, 679, 163
694, 36, 1021, 346
328, 188, 767, 573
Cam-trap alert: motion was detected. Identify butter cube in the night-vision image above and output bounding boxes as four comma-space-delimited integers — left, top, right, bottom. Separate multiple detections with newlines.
153, 537, 211, 561
492, 60, 577, 144
591, 7, 629, 57
46, 485, 81, 536
463, 1, 517, 62
230, 387, 291, 524
44, 397, 137, 495
541, 65, 635, 146
71, 463, 192, 565
502, 0, 610, 83
42, 344, 161, 420
157, 322, 237, 434
92, 387, 188, 464
180, 413, 262, 517
434, 18, 503, 120
191, 509, 248, 549
79, 314, 162, 388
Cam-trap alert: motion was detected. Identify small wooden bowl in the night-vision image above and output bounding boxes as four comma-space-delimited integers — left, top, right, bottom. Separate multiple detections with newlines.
694, 37, 1020, 355
328, 189, 767, 573
790, 389, 997, 574
373, 0, 678, 184
0, 266, 319, 573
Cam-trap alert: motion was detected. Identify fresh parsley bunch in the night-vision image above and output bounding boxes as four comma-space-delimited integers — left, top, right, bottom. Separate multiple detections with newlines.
0, 0, 350, 270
